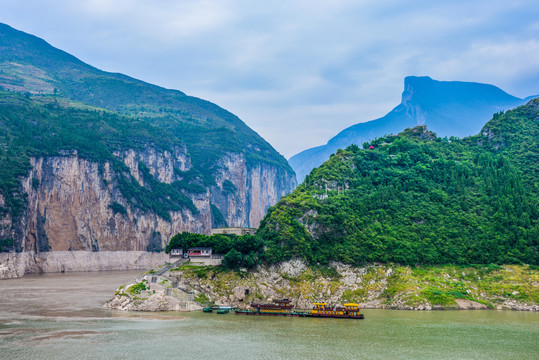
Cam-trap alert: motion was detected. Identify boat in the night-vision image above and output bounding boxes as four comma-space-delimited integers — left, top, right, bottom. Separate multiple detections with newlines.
235, 299, 300, 316
203, 306, 234, 314
235, 299, 364, 319
306, 302, 364, 319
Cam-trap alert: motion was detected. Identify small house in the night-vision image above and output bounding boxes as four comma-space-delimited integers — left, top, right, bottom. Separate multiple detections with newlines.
186, 247, 212, 257
170, 248, 183, 257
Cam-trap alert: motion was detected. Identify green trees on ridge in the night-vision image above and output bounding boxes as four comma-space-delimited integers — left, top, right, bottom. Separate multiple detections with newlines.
257, 100, 539, 266
165, 232, 264, 269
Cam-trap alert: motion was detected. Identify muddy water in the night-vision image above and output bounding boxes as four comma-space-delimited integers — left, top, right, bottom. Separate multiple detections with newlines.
0, 271, 537, 360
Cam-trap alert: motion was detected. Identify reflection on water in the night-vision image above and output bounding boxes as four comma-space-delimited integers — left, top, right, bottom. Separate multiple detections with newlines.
0, 271, 538, 360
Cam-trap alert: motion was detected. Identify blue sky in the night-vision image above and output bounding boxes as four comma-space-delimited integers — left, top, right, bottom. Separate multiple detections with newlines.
1, 0, 538, 157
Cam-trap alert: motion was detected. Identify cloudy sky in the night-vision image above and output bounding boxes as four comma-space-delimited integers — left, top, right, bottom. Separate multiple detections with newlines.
1, 0, 538, 158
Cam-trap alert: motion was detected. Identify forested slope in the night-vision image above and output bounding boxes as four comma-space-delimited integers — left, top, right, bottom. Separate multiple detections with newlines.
258, 99, 539, 265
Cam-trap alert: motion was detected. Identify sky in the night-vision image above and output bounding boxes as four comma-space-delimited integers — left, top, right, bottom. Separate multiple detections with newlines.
1, 0, 538, 158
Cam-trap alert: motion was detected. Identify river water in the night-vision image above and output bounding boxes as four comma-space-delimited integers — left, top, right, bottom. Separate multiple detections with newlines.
0, 271, 537, 360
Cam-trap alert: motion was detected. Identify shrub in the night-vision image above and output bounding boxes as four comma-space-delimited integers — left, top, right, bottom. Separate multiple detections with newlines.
127, 282, 147, 295
109, 201, 128, 215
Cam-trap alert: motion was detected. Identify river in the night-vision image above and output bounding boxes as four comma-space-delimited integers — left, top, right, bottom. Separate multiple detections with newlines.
0, 271, 537, 360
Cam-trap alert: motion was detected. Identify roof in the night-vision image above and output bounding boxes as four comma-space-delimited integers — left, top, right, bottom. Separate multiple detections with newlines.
188, 247, 212, 251
344, 303, 359, 307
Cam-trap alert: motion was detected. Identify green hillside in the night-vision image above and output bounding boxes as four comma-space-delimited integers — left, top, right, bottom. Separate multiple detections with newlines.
258, 99, 539, 266
0, 23, 292, 178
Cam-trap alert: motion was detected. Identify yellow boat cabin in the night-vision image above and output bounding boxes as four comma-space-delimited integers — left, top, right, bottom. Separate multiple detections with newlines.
311, 302, 362, 317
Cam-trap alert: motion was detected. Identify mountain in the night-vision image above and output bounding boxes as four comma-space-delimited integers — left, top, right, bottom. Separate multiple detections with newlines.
0, 23, 296, 255
258, 99, 539, 265
290, 76, 534, 182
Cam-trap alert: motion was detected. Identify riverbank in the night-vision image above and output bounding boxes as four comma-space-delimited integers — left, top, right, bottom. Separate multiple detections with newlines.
105, 260, 538, 311
2, 270, 538, 360
104, 266, 202, 312
0, 251, 168, 279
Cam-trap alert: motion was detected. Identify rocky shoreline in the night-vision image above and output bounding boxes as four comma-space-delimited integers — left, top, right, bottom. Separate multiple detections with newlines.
104, 265, 202, 312
105, 260, 538, 312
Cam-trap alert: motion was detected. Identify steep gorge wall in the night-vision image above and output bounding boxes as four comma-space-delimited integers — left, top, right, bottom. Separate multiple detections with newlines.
0, 148, 295, 278
210, 153, 297, 228
17, 153, 208, 253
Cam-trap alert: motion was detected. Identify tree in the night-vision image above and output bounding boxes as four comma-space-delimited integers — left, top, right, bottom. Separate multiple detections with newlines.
223, 249, 243, 269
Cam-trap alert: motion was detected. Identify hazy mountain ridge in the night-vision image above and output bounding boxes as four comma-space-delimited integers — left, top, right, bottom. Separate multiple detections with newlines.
290, 76, 533, 182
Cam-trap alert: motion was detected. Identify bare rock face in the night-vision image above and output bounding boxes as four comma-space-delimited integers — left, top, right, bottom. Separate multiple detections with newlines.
455, 299, 487, 310
0, 147, 296, 276
17, 154, 204, 252
211, 153, 296, 227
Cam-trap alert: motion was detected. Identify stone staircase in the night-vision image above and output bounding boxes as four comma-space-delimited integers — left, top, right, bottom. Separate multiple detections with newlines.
155, 257, 189, 276
153, 258, 200, 310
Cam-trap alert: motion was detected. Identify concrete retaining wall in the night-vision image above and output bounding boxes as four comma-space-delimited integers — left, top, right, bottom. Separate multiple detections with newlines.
0, 251, 168, 279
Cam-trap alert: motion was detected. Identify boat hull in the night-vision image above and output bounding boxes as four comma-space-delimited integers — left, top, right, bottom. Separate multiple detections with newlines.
306, 313, 364, 319
235, 310, 364, 319
235, 310, 302, 317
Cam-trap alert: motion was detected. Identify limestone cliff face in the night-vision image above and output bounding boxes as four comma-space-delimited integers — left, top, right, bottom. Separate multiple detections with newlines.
2, 148, 295, 255
210, 153, 297, 228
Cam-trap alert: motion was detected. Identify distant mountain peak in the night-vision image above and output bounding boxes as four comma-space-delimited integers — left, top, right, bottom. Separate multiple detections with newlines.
402, 76, 433, 105
289, 76, 532, 182
403, 75, 433, 87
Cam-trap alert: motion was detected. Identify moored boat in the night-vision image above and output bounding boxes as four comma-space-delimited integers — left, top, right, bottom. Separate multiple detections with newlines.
306, 302, 364, 319
235, 299, 302, 316
234, 299, 364, 319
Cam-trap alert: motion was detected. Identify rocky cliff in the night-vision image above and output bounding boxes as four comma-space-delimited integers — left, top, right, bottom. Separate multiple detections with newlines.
0, 148, 294, 256
210, 153, 296, 228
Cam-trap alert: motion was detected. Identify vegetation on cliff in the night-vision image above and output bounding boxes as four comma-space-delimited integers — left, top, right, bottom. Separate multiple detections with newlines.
257, 100, 539, 266
0, 92, 200, 221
